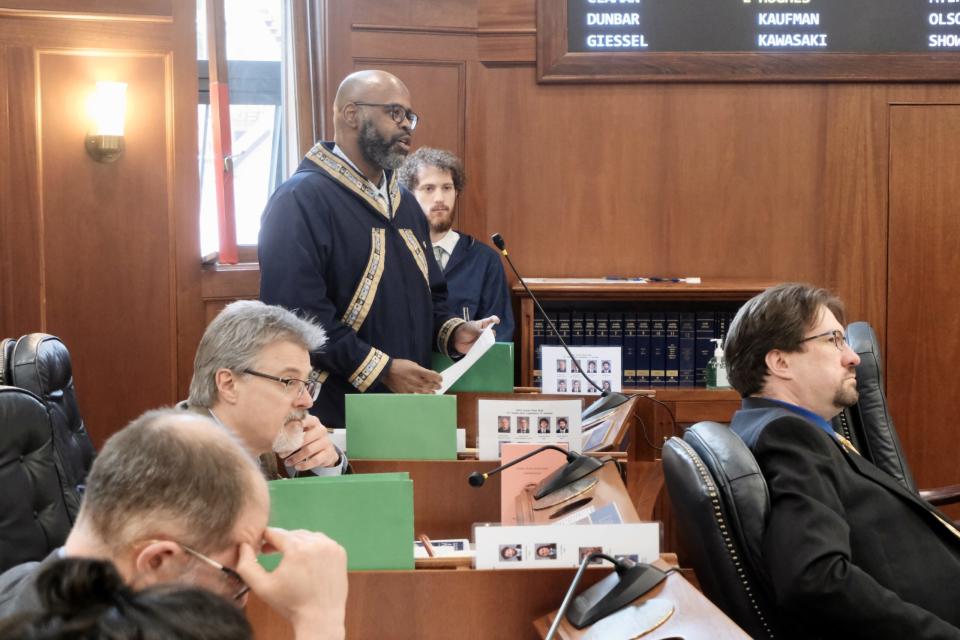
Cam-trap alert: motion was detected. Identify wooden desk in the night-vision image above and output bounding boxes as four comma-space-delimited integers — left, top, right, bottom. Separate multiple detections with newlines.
246, 566, 608, 640
533, 557, 750, 640
351, 459, 499, 540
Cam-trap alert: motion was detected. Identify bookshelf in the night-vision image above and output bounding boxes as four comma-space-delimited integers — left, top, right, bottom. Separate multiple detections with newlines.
512, 278, 779, 388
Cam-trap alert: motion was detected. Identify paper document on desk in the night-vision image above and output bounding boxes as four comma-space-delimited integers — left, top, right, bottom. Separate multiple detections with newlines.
436, 326, 495, 394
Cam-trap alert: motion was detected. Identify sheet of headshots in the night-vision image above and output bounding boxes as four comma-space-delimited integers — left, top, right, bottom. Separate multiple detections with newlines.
541, 346, 623, 396
474, 522, 661, 570
477, 399, 583, 461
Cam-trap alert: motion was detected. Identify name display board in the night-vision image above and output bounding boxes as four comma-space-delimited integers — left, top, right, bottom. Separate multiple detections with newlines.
568, 0, 960, 53
537, 0, 960, 82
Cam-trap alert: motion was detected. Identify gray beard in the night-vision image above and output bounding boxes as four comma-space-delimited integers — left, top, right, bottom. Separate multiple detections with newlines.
358, 119, 406, 170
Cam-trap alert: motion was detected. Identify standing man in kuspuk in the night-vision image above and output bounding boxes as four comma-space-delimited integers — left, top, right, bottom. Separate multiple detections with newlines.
259, 70, 497, 428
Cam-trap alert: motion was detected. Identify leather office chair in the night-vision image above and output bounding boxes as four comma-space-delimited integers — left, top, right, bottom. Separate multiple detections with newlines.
0, 385, 73, 572
832, 321, 960, 506
4, 334, 96, 522
662, 422, 786, 639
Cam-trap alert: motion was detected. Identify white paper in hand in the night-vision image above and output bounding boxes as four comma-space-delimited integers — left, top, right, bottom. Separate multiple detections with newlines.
436, 326, 496, 394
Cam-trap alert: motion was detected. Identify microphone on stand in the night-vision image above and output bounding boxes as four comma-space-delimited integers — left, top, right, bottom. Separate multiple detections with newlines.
545, 552, 668, 637
491, 233, 629, 421
467, 444, 605, 500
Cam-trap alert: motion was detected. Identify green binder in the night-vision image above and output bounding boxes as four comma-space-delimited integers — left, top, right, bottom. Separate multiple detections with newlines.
264, 473, 414, 570
345, 393, 456, 460
431, 342, 514, 393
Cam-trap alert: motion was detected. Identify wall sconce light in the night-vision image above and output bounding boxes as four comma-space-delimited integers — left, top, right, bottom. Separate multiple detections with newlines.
85, 81, 127, 163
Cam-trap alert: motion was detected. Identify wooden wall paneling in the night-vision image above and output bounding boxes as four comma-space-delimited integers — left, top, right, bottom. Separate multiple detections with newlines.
37, 50, 176, 447
0, 1, 172, 18
460, 60, 488, 241
478, 72, 844, 283
0, 46, 43, 338
477, 0, 535, 64
817, 85, 889, 340
352, 0, 475, 29
320, 0, 354, 140
887, 103, 960, 507
171, 0, 204, 402
478, 0, 534, 30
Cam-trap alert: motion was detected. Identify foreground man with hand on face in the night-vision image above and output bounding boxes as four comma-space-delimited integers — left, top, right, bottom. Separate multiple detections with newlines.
186, 300, 346, 478
259, 69, 497, 429
725, 283, 960, 639
0, 409, 347, 640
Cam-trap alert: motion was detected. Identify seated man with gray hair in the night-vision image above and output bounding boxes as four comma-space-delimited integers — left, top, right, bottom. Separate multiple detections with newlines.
0, 409, 348, 640
186, 300, 347, 478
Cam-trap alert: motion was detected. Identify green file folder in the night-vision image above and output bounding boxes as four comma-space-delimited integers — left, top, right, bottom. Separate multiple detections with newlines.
345, 393, 457, 460
431, 342, 514, 393
264, 473, 414, 570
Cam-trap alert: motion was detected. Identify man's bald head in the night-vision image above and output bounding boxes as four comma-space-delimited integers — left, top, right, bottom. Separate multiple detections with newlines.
333, 70, 415, 173
333, 70, 410, 112
75, 409, 264, 554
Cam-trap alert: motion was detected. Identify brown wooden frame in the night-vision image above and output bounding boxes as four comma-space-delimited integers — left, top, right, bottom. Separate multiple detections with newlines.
537, 0, 960, 84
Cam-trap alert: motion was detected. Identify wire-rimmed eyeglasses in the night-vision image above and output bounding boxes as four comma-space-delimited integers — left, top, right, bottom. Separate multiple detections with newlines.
799, 329, 847, 352
353, 102, 419, 131
173, 543, 250, 602
243, 369, 321, 402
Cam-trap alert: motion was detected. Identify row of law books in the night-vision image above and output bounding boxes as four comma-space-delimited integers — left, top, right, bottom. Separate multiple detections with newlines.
533, 309, 737, 388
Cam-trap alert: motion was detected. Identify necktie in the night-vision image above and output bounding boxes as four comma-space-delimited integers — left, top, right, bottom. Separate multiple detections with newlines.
433, 246, 447, 270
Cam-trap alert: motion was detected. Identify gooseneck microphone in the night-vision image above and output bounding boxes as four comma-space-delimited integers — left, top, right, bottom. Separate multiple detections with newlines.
545, 552, 668, 638
491, 233, 629, 421
467, 444, 604, 500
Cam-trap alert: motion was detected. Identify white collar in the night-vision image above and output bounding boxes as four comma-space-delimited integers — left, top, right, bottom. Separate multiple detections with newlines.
433, 229, 460, 256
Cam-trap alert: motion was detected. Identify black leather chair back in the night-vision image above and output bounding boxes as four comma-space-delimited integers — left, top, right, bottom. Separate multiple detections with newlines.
7, 334, 96, 521
831, 321, 917, 494
0, 386, 72, 572
663, 422, 785, 639
0, 338, 14, 384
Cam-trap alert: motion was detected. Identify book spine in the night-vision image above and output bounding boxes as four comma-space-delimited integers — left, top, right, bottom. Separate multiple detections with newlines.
608, 312, 624, 387
636, 313, 651, 387
678, 312, 696, 387
557, 311, 572, 347
695, 311, 716, 386
664, 312, 680, 387
594, 311, 609, 346
533, 312, 545, 387
584, 312, 596, 345
623, 313, 638, 388
649, 313, 666, 388
571, 311, 585, 346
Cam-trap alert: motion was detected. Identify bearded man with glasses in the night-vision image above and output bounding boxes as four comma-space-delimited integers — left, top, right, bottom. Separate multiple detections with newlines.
259, 69, 498, 429
724, 283, 960, 639
184, 300, 347, 479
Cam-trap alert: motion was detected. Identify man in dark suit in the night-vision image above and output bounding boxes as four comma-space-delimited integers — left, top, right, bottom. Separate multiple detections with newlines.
725, 283, 960, 639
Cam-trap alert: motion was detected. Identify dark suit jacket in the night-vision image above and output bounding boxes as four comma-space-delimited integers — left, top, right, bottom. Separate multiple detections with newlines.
0, 549, 60, 619
732, 397, 960, 640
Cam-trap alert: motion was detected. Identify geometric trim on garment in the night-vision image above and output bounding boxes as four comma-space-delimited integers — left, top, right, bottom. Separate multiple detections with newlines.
349, 347, 389, 392
437, 317, 466, 358
342, 228, 386, 332
398, 228, 430, 286
304, 142, 398, 220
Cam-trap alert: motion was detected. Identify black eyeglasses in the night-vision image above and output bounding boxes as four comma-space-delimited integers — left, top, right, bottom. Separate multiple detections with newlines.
243, 369, 321, 402
799, 329, 847, 352
178, 543, 250, 601
353, 102, 419, 131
